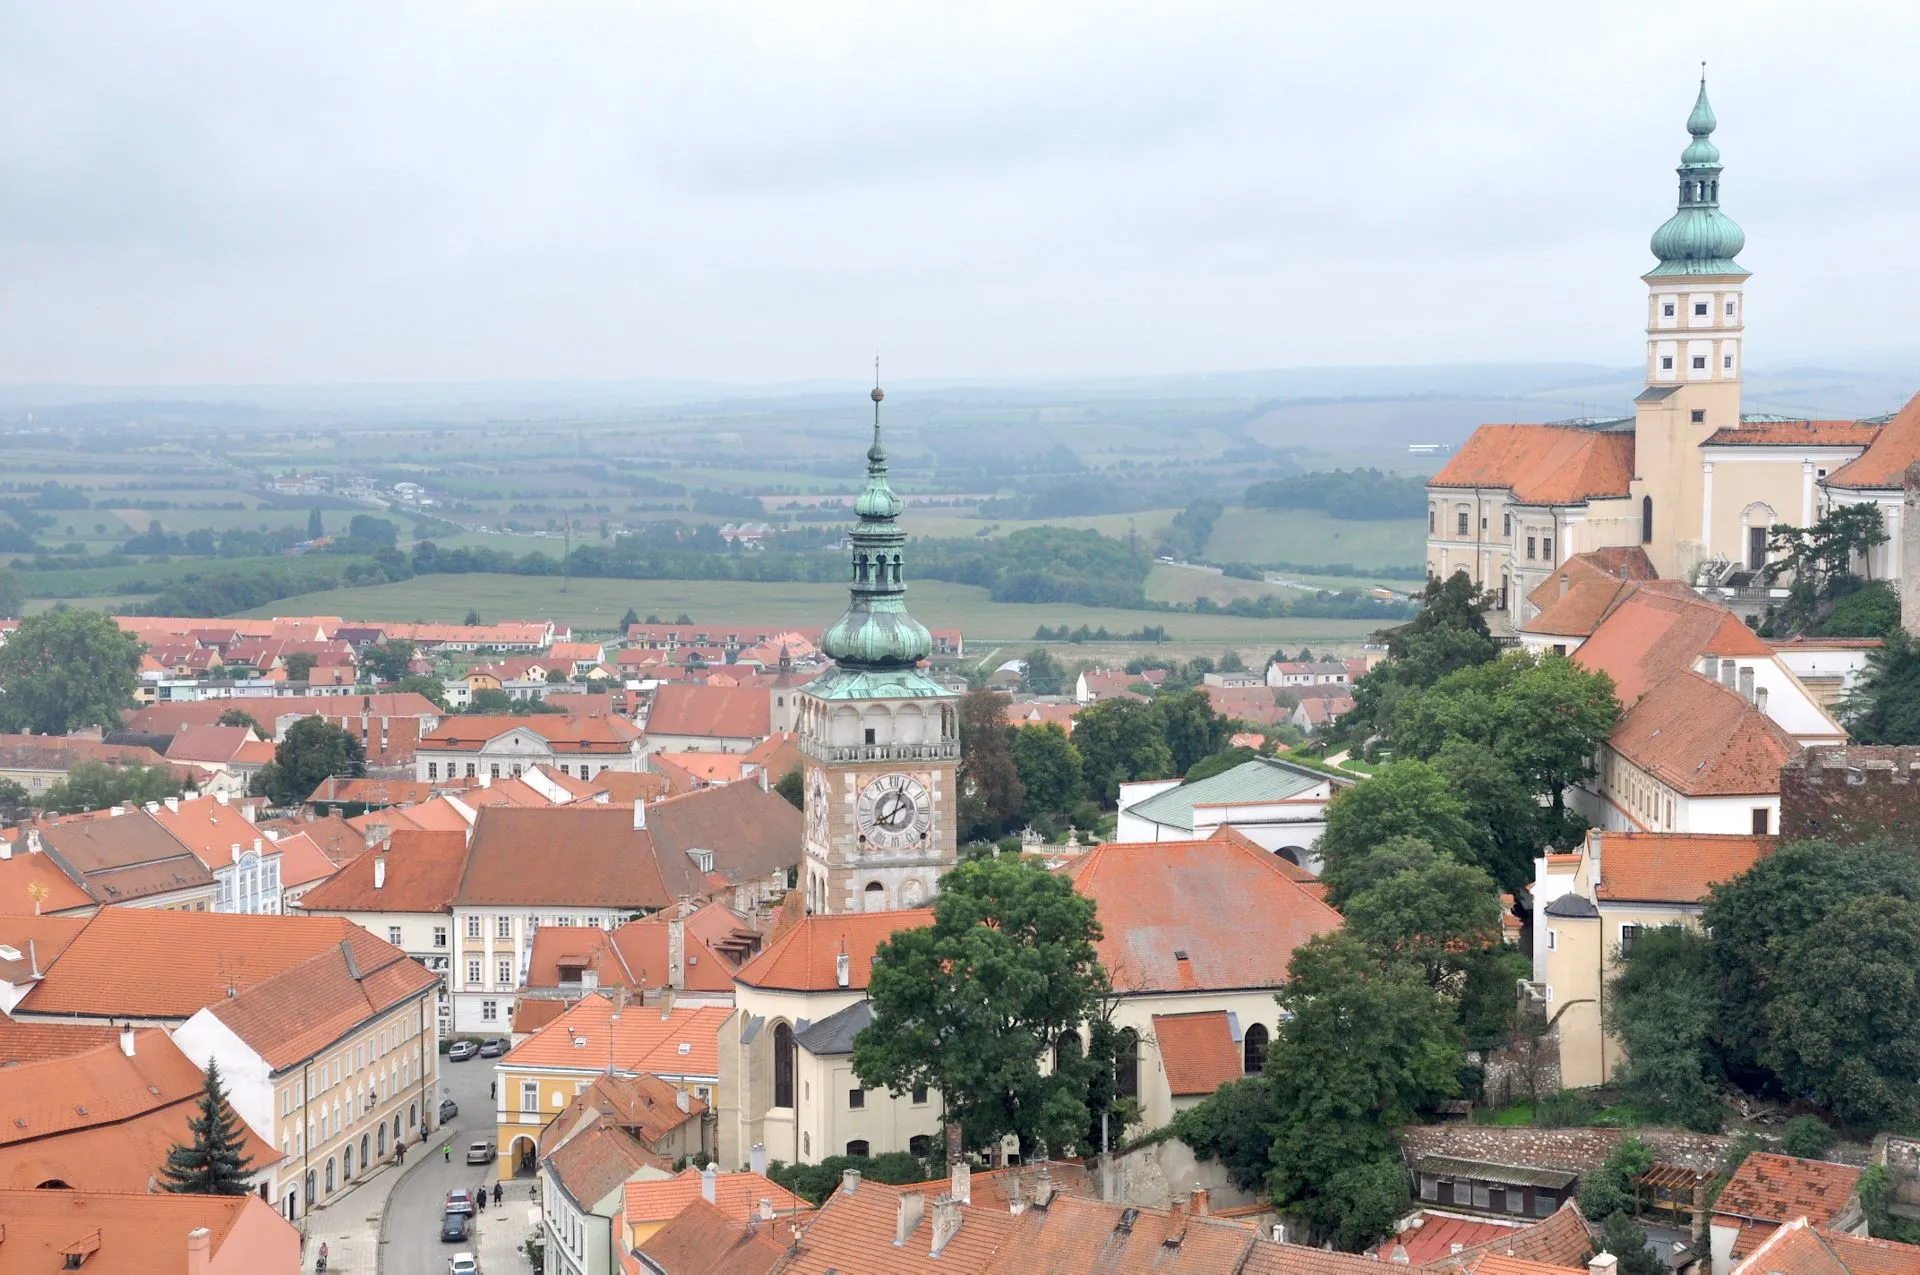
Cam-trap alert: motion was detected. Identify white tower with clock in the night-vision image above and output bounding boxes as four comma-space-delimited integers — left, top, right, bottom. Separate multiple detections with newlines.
796, 381, 960, 915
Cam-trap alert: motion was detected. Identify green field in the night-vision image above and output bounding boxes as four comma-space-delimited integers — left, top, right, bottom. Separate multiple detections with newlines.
13, 553, 373, 600
1206, 507, 1422, 570
904, 509, 1180, 543
235, 573, 1381, 646
1144, 563, 1292, 607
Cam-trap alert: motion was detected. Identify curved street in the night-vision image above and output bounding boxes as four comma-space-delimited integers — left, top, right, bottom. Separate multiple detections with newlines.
378, 1053, 516, 1275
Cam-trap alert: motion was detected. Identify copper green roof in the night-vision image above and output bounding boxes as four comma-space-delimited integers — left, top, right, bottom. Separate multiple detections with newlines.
1647, 75, 1748, 279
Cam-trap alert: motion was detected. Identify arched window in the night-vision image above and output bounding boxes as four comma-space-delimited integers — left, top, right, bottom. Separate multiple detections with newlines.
909, 1134, 933, 1158
408, 1101, 417, 1130
846, 1140, 871, 1158
343, 1143, 354, 1180
360, 1133, 370, 1169
1114, 1028, 1140, 1102
1641, 495, 1653, 545
1244, 1023, 1270, 1075
304, 1171, 316, 1206
864, 882, 886, 912
773, 1023, 795, 1109
378, 1124, 388, 1156
325, 1158, 336, 1194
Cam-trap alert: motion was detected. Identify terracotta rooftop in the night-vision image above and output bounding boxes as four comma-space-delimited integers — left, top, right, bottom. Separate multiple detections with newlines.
623, 1167, 810, 1226
1376, 1213, 1528, 1266
1571, 581, 1773, 705
159, 724, 260, 766
271, 829, 344, 890
634, 1197, 790, 1275
644, 779, 804, 888
1523, 577, 1636, 639
456, 806, 674, 910
16, 908, 393, 1020
1828, 393, 1920, 489
1733, 1218, 1920, 1275
146, 795, 271, 871
775, 1176, 1018, 1274
502, 993, 729, 1077
0, 847, 95, 915
36, 814, 216, 906
0, 914, 88, 984
1716, 1153, 1862, 1229
1703, 420, 1880, 448
551, 1073, 705, 1149
0, 1188, 292, 1274
1609, 671, 1799, 796
418, 712, 643, 754
733, 909, 932, 992
124, 693, 442, 735
0, 1019, 119, 1066
204, 932, 439, 1069
512, 996, 571, 1036
546, 1120, 663, 1210
997, 1192, 1265, 1273
1420, 1201, 1593, 1271
1590, 831, 1773, 903
1430, 425, 1634, 505
1152, 1010, 1247, 1096
1064, 836, 1341, 993
645, 683, 772, 739
525, 913, 736, 995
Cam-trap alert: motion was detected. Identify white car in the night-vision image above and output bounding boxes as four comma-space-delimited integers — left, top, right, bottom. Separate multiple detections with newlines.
449, 1254, 479, 1275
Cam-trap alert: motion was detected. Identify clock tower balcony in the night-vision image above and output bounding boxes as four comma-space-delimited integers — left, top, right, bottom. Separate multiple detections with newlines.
801, 738, 960, 765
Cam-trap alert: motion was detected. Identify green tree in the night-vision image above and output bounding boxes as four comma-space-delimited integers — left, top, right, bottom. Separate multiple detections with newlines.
359, 640, 417, 684
1010, 723, 1083, 820
0, 777, 29, 814
1168, 1075, 1276, 1192
1491, 654, 1619, 813
281, 651, 317, 682
307, 507, 324, 539
42, 760, 190, 814
1266, 933, 1462, 1249
215, 708, 263, 732
619, 607, 641, 630
1578, 1137, 1654, 1222
1779, 1115, 1836, 1160
1820, 580, 1900, 639
393, 674, 450, 712
1318, 761, 1481, 906
251, 716, 366, 807
852, 856, 1105, 1160
1219, 649, 1247, 672
1021, 647, 1066, 696
463, 608, 482, 626
1074, 697, 1175, 804
1342, 854, 1501, 993
1430, 737, 1557, 892
0, 608, 142, 735
1598, 1212, 1663, 1275
1153, 688, 1233, 775
775, 766, 804, 809
0, 569, 23, 620
159, 1058, 256, 1195
1181, 746, 1256, 786
1764, 894, 1920, 1129
957, 689, 1024, 839
1842, 630, 1920, 744
1608, 926, 1722, 1132
1458, 947, 1535, 1052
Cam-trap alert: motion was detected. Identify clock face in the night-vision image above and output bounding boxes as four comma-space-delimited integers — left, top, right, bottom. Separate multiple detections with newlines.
805, 768, 830, 847
856, 772, 931, 851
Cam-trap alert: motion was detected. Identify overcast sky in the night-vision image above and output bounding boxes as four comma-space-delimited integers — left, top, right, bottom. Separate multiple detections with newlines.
1, 2, 1917, 387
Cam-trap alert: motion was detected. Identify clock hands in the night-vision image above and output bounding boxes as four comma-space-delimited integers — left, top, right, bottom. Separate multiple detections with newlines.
873, 791, 913, 830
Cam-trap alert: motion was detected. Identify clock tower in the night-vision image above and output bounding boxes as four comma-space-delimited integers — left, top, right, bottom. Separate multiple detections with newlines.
797, 379, 960, 915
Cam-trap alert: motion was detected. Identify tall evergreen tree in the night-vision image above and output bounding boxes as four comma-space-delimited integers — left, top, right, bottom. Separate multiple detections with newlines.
307, 507, 324, 539
160, 1058, 256, 1195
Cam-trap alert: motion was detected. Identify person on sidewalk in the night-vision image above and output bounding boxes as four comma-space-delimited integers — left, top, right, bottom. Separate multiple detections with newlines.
492, 1181, 503, 1207
442, 1143, 451, 1163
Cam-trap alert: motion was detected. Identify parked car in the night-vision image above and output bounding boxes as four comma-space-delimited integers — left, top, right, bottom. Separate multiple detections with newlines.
445, 1188, 474, 1216
448, 1255, 479, 1275
439, 1098, 459, 1122
446, 1040, 480, 1062
478, 1037, 509, 1058
465, 1140, 496, 1165
440, 1212, 469, 1243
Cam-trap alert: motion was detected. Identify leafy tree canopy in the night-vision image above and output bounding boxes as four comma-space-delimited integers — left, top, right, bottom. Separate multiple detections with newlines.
250, 716, 366, 807
42, 759, 190, 815
957, 689, 1024, 840
1342, 853, 1501, 994
1842, 630, 1920, 745
1608, 926, 1723, 1132
1010, 723, 1083, 822
1318, 762, 1482, 905
359, 640, 417, 684
1073, 697, 1174, 805
0, 608, 142, 735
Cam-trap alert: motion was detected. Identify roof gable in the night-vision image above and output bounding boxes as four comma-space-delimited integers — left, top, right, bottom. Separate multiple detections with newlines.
733, 909, 932, 992
1431, 426, 1634, 506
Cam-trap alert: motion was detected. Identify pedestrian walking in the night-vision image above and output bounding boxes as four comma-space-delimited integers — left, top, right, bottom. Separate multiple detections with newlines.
442, 1142, 451, 1163
493, 1181, 503, 1207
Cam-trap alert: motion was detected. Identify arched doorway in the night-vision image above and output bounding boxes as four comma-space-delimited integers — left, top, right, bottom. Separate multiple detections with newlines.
508, 1135, 539, 1179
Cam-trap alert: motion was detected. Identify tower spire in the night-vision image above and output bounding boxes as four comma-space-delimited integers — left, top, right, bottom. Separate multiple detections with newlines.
1647, 69, 1746, 279
818, 373, 929, 671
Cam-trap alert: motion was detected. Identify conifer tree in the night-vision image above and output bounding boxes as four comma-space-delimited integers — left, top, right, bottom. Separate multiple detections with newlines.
160, 1058, 255, 1195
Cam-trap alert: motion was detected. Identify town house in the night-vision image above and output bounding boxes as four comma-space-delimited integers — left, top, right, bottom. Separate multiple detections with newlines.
415, 712, 647, 782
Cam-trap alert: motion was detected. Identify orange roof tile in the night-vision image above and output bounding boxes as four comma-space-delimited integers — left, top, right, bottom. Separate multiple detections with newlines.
1609, 671, 1798, 796
0, 1188, 294, 1274
0, 847, 94, 915
419, 712, 643, 754
623, 1167, 810, 1226
502, 993, 729, 1077
1376, 1213, 1528, 1266
17, 908, 387, 1020
1524, 577, 1636, 638
1152, 1010, 1246, 1097
206, 933, 439, 1069
513, 996, 572, 1035
455, 806, 675, 910
645, 684, 772, 739
1421, 1201, 1593, 1271
146, 794, 270, 871
124, 693, 442, 734
0, 914, 89, 983
525, 914, 735, 994
1572, 581, 1773, 704
1243, 1242, 1393, 1275
1592, 832, 1774, 903
634, 1197, 790, 1275
0, 1020, 119, 1065
1735, 1219, 1920, 1275
270, 829, 343, 890
1829, 394, 1920, 489
556, 1073, 705, 1148
545, 1121, 662, 1210
998, 1192, 1262, 1273
733, 909, 932, 992
1065, 837, 1342, 992
1716, 1153, 1862, 1229
1431, 426, 1634, 505
779, 1178, 1018, 1274
1703, 420, 1880, 448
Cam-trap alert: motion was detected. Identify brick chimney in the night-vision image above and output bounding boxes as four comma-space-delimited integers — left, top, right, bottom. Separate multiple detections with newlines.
667, 916, 685, 990
186, 1226, 212, 1275
894, 1190, 926, 1246
929, 1194, 962, 1257
1189, 1187, 1209, 1216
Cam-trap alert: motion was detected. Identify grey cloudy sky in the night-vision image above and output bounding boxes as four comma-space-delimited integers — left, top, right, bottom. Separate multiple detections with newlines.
1, 2, 1917, 387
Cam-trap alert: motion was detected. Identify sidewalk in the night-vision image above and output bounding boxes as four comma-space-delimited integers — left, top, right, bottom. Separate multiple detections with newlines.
301, 1155, 412, 1275
476, 1178, 540, 1274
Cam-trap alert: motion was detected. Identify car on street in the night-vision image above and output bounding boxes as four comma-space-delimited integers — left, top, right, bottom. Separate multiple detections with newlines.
449, 1256, 479, 1275
440, 1212, 470, 1243
445, 1188, 474, 1216
478, 1037, 509, 1058
466, 1140, 496, 1165
439, 1097, 458, 1122
446, 1040, 479, 1062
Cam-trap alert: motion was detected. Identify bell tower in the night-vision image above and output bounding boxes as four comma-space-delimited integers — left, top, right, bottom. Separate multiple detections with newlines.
796, 374, 960, 915
1632, 71, 1749, 582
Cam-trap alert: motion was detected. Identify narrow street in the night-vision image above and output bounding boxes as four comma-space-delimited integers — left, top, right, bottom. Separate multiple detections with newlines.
373, 1052, 508, 1275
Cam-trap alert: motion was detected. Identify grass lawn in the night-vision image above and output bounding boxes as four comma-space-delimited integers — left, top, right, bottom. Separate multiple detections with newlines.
1144, 564, 1293, 607
235, 573, 1384, 645
1206, 507, 1423, 571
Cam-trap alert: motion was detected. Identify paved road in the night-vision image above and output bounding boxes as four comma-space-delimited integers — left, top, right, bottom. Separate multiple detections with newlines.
382, 1053, 501, 1275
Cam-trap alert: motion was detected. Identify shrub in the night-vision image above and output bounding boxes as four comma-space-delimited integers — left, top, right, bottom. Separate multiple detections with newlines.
1780, 1115, 1836, 1160
1535, 1088, 1597, 1128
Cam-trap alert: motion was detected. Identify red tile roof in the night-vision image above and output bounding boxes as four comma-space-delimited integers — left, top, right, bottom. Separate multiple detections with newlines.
456, 806, 674, 910
418, 712, 643, 754
999, 1192, 1263, 1273
645, 684, 772, 739
1376, 1213, 1528, 1266
206, 933, 439, 1069
0, 914, 89, 983
1591, 832, 1773, 903
1609, 671, 1798, 796
1828, 393, 1920, 489
634, 1197, 790, 1275
0, 847, 95, 915
124, 694, 442, 734
525, 913, 736, 995
1734, 1219, 1920, 1275
503, 993, 729, 1077
1431, 426, 1634, 505
1152, 1011, 1247, 1096
1065, 836, 1341, 992
1703, 420, 1880, 447
0, 1020, 120, 1065
777, 1177, 1019, 1274
1716, 1153, 1862, 1229
545, 1121, 662, 1210
1421, 1201, 1594, 1271
733, 909, 932, 992
624, 1167, 810, 1227
1571, 581, 1773, 704
1524, 577, 1636, 638
0, 1188, 295, 1275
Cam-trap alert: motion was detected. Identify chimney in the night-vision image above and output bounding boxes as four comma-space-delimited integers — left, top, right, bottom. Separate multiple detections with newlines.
1590, 1255, 1619, 1275
759, 1197, 775, 1222
950, 1158, 971, 1206
894, 1191, 926, 1246
675, 1088, 689, 1113
144, 801, 160, 814
162, 795, 178, 812
373, 857, 387, 890
24, 829, 38, 855
186, 1225, 212, 1275
1739, 666, 1755, 702
750, 1143, 768, 1177
1590, 828, 1602, 885
365, 822, 391, 852
840, 1168, 862, 1197
658, 988, 674, 1017
929, 1194, 962, 1257
1034, 1166, 1055, 1208
1720, 658, 1736, 688
632, 799, 647, 831
0, 840, 9, 862
1756, 686, 1769, 715
215, 792, 229, 806
580, 967, 598, 991
1164, 1198, 1188, 1247
1558, 573, 1570, 597
1699, 652, 1716, 677
667, 916, 685, 990
701, 1162, 718, 1204
835, 952, 850, 989
1189, 1186, 1209, 1217
119, 1025, 136, 1057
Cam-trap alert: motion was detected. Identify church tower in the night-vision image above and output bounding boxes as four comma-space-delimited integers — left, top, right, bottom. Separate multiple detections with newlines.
1631, 73, 1749, 582
797, 380, 960, 915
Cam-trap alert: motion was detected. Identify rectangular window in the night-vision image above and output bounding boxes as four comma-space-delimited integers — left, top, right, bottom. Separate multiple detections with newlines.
1456, 511, 1469, 536
1752, 807, 1771, 835
1502, 513, 1511, 536
497, 958, 513, 985
1420, 1176, 1439, 1201
466, 916, 480, 939
1692, 355, 1706, 369
490, 763, 500, 778
522, 1081, 540, 1113
1542, 536, 1553, 562
434, 927, 447, 948
1546, 929, 1557, 951
427, 763, 438, 780
848, 1089, 865, 1110
1661, 356, 1673, 370
1472, 1183, 1491, 1209
1724, 355, 1733, 369
1662, 303, 1675, 317
1429, 510, 1436, 533
497, 916, 512, 940
1694, 302, 1708, 316
482, 1000, 498, 1022
1534, 1192, 1556, 1218
1619, 923, 1643, 955
1691, 409, 1705, 423
912, 1085, 929, 1105
465, 763, 476, 778
1726, 301, 1735, 316
467, 959, 481, 986
1526, 536, 1536, 561
388, 926, 402, 945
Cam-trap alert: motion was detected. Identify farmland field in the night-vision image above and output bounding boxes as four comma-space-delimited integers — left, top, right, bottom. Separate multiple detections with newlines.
1206, 507, 1423, 571
236, 573, 1382, 648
